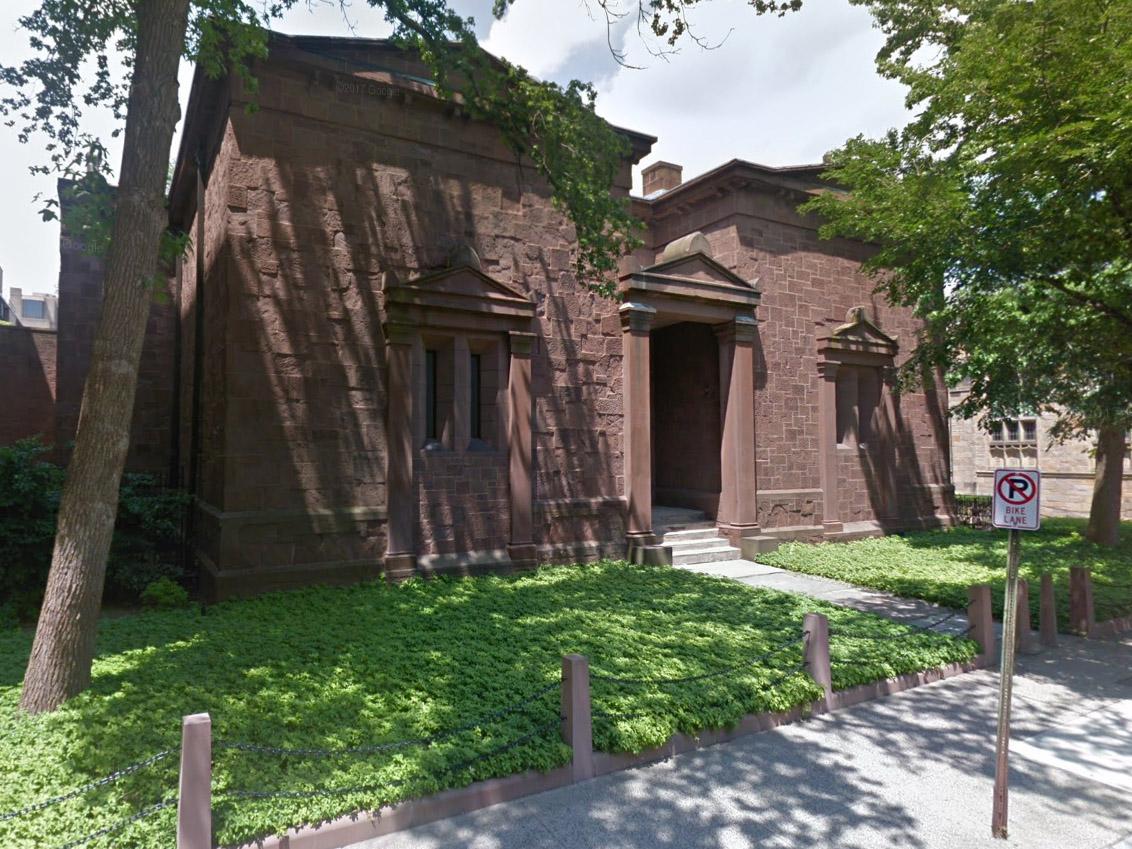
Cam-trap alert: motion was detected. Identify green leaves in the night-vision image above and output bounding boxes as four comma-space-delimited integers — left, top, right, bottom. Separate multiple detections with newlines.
0, 562, 973, 848
808, 0, 1132, 436
762, 517, 1132, 625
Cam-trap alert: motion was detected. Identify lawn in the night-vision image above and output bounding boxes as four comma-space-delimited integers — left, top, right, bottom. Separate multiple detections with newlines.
0, 562, 975, 849
761, 517, 1132, 626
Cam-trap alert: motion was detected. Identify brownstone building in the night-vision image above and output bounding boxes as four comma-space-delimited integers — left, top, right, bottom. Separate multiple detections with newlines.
22, 33, 954, 598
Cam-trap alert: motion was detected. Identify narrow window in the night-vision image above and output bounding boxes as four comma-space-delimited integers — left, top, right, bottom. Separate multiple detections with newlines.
469, 352, 482, 441
1022, 419, 1037, 443
425, 349, 438, 441
1004, 419, 1020, 442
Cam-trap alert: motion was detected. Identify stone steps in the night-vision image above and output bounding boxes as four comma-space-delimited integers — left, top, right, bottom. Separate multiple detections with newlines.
655, 506, 742, 566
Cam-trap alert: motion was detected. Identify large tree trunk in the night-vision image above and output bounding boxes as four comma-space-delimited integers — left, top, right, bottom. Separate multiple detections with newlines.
1085, 425, 1126, 548
20, 0, 193, 714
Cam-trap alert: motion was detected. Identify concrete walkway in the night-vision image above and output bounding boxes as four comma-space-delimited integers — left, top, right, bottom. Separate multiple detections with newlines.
680, 559, 975, 635
345, 632, 1132, 849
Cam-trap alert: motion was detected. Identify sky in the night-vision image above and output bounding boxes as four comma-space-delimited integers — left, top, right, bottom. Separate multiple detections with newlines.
0, 0, 909, 296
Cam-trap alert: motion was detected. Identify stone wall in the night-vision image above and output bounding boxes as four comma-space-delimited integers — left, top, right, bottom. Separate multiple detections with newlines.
184, 43, 633, 591
0, 326, 56, 445
949, 389, 1132, 518
56, 183, 176, 478
644, 183, 952, 532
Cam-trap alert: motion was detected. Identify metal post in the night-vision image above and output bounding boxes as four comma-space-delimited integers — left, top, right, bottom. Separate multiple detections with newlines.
177, 713, 212, 849
560, 654, 594, 782
1039, 573, 1058, 648
992, 529, 1021, 838
803, 612, 832, 710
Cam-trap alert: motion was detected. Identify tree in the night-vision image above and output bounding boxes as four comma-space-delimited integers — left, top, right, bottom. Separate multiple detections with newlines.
804, 0, 1132, 545
4, 0, 802, 712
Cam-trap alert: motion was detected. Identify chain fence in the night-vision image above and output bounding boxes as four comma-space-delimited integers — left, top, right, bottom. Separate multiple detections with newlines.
0, 746, 179, 849
831, 609, 974, 642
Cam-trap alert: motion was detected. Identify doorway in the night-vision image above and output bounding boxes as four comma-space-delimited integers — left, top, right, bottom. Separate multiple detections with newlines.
650, 321, 722, 517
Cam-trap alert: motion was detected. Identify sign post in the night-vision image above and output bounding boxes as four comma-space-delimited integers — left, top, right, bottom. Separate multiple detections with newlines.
990, 468, 1040, 838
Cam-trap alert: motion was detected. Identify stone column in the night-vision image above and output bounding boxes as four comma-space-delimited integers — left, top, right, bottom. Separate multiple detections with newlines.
507, 331, 537, 565
818, 360, 843, 535
385, 323, 417, 579
716, 315, 760, 543
621, 302, 656, 548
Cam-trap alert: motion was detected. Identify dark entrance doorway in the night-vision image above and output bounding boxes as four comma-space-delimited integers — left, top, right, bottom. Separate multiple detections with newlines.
650, 321, 722, 517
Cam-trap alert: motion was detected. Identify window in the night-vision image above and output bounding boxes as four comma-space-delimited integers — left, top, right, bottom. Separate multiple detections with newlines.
21, 299, 45, 320
469, 353, 482, 441
989, 417, 1038, 446
836, 365, 882, 448
425, 349, 438, 442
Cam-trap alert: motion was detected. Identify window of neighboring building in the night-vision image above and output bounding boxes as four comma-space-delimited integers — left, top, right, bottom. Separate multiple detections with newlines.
22, 299, 45, 319
989, 417, 1038, 446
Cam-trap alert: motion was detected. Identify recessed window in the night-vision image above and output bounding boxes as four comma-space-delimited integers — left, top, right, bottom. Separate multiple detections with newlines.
836, 365, 882, 448
470, 353, 482, 441
425, 349, 438, 442
22, 299, 45, 319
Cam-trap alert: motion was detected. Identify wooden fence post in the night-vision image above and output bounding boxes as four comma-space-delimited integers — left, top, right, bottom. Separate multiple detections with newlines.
967, 584, 995, 663
561, 654, 594, 782
1069, 566, 1095, 636
1015, 579, 1033, 652
177, 713, 212, 849
803, 612, 832, 710
1039, 573, 1058, 648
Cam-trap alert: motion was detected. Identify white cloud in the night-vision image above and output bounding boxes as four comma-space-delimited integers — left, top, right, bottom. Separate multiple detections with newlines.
482, 0, 613, 79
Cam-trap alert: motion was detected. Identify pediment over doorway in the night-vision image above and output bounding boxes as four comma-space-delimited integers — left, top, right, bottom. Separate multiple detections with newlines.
619, 251, 760, 319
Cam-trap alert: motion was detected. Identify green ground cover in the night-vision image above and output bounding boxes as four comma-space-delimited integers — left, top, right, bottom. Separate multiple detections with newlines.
0, 562, 975, 849
761, 518, 1132, 626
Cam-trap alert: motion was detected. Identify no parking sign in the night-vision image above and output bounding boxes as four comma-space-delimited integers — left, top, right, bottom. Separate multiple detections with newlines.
991, 469, 1041, 531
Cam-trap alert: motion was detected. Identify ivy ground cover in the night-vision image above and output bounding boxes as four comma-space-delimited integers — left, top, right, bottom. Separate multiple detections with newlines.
0, 562, 975, 849
761, 518, 1132, 627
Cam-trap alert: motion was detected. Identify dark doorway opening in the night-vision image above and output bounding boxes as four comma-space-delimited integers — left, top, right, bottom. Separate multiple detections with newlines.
650, 321, 722, 517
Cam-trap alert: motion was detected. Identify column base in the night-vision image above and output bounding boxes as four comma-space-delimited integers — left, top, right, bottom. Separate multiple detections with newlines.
507, 542, 538, 571
627, 542, 673, 566
821, 521, 844, 538
384, 553, 418, 582
718, 522, 761, 547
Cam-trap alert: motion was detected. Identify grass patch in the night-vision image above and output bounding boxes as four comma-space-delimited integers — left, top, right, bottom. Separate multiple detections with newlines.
761, 517, 1132, 626
0, 562, 974, 849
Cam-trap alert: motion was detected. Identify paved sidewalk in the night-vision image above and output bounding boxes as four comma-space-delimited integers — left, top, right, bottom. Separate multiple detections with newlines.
680, 559, 975, 634
346, 633, 1132, 849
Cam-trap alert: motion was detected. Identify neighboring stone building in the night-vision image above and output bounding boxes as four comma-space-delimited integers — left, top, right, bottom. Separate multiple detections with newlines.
2, 271, 58, 330
949, 387, 1132, 518
4, 33, 954, 599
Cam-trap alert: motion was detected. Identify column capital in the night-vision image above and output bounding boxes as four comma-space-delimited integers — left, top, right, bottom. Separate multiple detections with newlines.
817, 359, 840, 380
715, 313, 758, 345
385, 322, 416, 347
619, 301, 656, 334
509, 330, 537, 358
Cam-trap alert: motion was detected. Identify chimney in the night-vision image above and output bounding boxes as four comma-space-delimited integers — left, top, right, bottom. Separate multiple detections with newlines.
642, 161, 682, 196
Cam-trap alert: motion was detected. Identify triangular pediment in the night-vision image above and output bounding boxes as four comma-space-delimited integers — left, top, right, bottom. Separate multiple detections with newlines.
821, 306, 898, 356
397, 264, 531, 304
384, 263, 534, 332
640, 251, 755, 291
